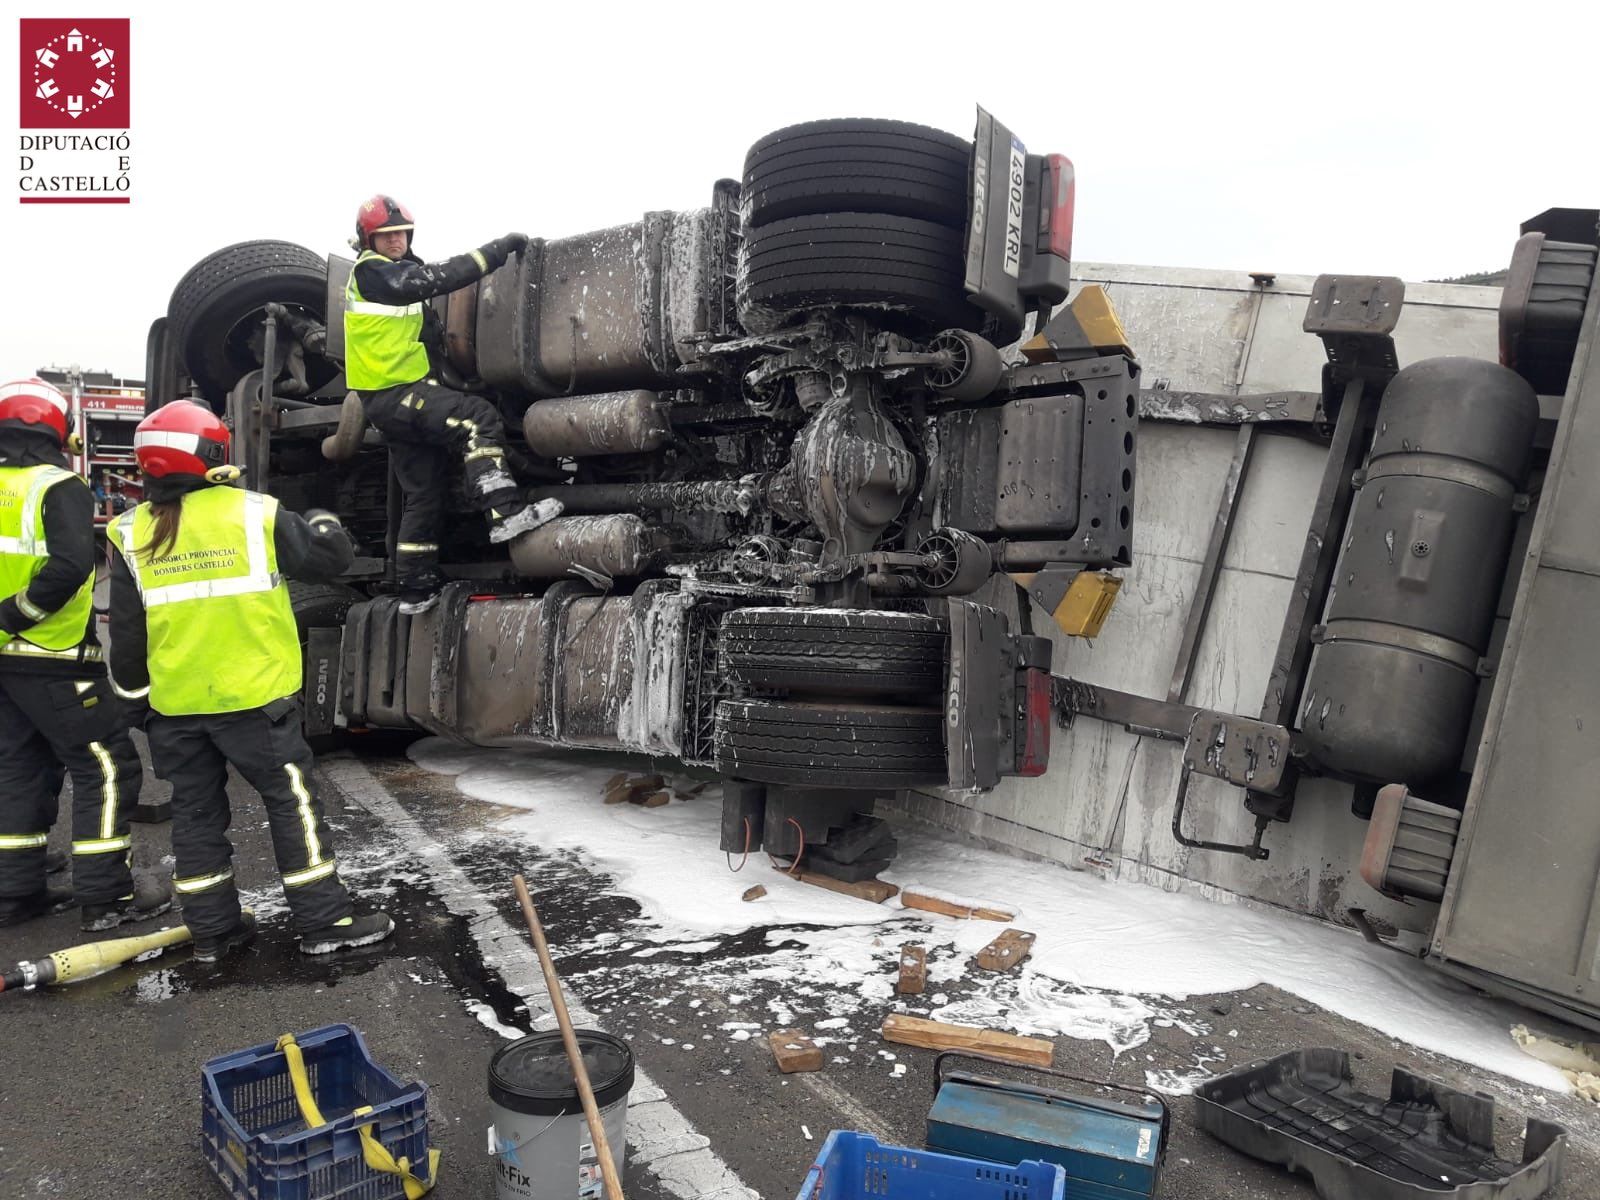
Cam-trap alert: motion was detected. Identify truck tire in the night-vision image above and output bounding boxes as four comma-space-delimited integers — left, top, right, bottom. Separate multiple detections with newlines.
720, 608, 946, 697
288, 581, 362, 639
167, 240, 331, 405
715, 699, 947, 788
740, 212, 980, 331
743, 118, 970, 229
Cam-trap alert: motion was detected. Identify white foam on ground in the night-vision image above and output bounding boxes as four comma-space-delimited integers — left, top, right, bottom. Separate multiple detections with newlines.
408, 738, 1568, 1091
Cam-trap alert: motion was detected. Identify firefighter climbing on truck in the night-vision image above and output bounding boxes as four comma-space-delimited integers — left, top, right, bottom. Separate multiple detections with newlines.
343, 194, 563, 614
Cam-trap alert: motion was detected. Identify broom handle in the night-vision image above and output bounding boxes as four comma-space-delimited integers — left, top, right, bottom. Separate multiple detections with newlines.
513, 874, 626, 1200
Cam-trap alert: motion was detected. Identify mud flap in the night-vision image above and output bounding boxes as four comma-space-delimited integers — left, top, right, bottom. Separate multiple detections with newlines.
945, 600, 1013, 791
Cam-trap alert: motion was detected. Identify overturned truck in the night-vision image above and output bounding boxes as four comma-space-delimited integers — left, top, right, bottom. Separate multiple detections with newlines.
144, 115, 1600, 1031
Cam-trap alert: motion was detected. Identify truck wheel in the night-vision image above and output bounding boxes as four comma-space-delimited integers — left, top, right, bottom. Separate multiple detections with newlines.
743, 118, 970, 229
715, 699, 947, 788
739, 212, 981, 332
167, 240, 333, 405
720, 608, 946, 697
288, 581, 363, 640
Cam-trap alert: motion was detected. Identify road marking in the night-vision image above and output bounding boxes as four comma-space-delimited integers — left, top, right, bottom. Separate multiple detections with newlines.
321, 756, 758, 1200
796, 1073, 893, 1141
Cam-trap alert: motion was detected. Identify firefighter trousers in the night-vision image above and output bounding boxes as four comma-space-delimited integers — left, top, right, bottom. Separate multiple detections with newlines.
0, 671, 141, 904
359, 380, 519, 587
146, 697, 353, 938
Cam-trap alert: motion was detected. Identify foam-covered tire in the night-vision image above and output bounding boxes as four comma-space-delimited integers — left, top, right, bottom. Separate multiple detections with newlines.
715, 700, 947, 788
743, 118, 970, 229
739, 212, 979, 331
720, 608, 945, 697
167, 240, 332, 405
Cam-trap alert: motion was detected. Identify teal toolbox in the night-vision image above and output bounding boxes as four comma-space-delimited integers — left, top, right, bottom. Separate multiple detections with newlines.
925, 1053, 1168, 1199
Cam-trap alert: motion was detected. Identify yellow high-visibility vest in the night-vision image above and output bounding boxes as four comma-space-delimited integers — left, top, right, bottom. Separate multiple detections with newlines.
343, 249, 431, 390
0, 463, 94, 656
114, 486, 300, 715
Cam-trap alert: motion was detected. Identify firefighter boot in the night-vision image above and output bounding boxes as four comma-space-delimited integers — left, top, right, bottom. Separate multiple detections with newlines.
193, 911, 258, 965
488, 497, 564, 544
298, 910, 395, 956
0, 883, 75, 928
397, 566, 447, 617
81, 876, 174, 933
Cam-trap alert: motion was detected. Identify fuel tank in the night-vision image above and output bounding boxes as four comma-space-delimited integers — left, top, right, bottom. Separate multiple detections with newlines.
1299, 356, 1538, 785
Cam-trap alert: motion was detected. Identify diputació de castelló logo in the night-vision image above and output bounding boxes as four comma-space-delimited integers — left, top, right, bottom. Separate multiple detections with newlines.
17, 17, 131, 203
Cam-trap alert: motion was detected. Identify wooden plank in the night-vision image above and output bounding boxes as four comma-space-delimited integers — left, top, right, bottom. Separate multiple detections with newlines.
900, 890, 1014, 922
781, 867, 899, 904
975, 928, 1036, 972
881, 1014, 1053, 1068
741, 885, 767, 902
896, 944, 927, 995
769, 1029, 823, 1073
638, 790, 672, 808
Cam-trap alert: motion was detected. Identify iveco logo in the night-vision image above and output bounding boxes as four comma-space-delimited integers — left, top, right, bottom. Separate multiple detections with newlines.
315, 656, 330, 706
947, 658, 962, 728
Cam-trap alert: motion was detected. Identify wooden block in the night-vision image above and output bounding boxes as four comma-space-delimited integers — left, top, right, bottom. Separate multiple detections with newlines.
741, 885, 767, 902
896, 944, 927, 995
782, 867, 898, 904
769, 1029, 823, 1073
881, 1014, 1053, 1068
604, 774, 664, 805
602, 771, 629, 794
638, 790, 672, 808
975, 928, 1036, 972
901, 890, 1014, 922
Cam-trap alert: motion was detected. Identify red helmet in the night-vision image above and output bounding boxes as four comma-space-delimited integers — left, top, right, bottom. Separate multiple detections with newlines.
0, 377, 70, 444
134, 400, 231, 479
355, 194, 415, 251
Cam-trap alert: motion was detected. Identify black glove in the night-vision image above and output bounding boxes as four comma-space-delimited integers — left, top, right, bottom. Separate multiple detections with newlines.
304, 507, 343, 530
477, 233, 529, 273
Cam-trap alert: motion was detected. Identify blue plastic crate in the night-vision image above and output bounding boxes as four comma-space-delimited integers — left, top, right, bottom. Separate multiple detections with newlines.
201, 1023, 431, 1200
796, 1131, 1067, 1200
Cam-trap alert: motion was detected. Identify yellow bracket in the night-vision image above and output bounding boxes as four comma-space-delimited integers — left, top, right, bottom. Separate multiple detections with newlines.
1011, 569, 1122, 638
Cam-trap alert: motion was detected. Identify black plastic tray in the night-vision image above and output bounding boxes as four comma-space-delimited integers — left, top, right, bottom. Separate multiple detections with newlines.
1193, 1049, 1567, 1200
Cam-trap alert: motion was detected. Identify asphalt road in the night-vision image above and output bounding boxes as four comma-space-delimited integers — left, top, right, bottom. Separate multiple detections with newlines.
2, 735, 1596, 1200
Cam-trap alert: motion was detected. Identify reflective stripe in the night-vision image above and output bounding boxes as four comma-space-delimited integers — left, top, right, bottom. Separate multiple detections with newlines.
114, 513, 143, 596
347, 299, 423, 317
109, 675, 148, 698
396, 542, 437, 553
16, 466, 71, 556
0, 833, 49, 850
133, 429, 200, 454
174, 867, 234, 893
140, 492, 278, 607
470, 249, 488, 272
16, 593, 47, 621
72, 835, 132, 855
282, 859, 337, 888
463, 446, 503, 462
144, 572, 284, 606
88, 740, 119, 838
285, 763, 323, 865
0, 640, 100, 662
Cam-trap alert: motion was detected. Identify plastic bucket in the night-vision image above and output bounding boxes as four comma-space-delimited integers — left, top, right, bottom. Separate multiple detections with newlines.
489, 1030, 634, 1200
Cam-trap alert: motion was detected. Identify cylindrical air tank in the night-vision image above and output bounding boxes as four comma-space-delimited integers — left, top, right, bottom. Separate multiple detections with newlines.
1298, 356, 1538, 786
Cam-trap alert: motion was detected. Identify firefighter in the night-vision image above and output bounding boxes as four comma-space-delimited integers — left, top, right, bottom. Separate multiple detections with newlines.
0, 377, 165, 930
107, 400, 392, 963
344, 194, 562, 614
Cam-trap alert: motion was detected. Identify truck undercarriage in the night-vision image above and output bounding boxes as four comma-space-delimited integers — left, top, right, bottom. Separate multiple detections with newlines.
144, 114, 1600, 1033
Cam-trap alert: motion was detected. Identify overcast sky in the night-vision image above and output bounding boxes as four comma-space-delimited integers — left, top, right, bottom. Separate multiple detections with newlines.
3, 0, 1596, 380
